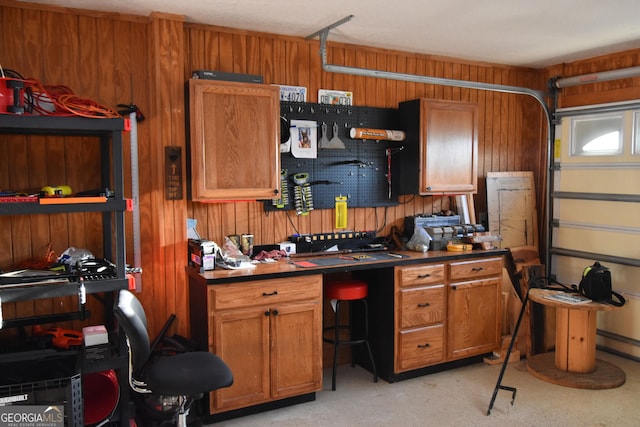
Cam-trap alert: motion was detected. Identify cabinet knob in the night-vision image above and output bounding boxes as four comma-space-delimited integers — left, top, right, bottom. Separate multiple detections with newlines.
417, 343, 431, 348
426, 186, 432, 191
472, 267, 484, 271
273, 188, 279, 195
272, 309, 279, 316
417, 274, 431, 279
264, 311, 271, 316
262, 291, 278, 297
417, 302, 431, 308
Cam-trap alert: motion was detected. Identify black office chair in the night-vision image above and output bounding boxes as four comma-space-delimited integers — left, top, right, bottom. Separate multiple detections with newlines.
114, 289, 233, 427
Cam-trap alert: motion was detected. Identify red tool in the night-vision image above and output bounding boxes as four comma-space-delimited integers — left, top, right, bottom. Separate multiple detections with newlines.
45, 327, 84, 350
0, 77, 25, 114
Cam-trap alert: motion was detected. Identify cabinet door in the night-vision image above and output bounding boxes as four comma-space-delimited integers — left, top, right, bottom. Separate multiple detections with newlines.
420, 99, 478, 194
447, 277, 501, 359
212, 307, 271, 411
270, 300, 323, 398
189, 79, 280, 201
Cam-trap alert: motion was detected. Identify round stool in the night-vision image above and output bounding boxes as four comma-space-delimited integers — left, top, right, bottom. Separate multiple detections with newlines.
323, 279, 378, 390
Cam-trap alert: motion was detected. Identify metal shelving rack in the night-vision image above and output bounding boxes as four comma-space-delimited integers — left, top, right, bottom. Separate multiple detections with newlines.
0, 114, 131, 426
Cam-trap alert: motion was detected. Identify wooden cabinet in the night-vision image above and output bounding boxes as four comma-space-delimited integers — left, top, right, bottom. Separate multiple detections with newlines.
395, 264, 446, 372
397, 98, 478, 195
205, 275, 323, 413
447, 257, 503, 359
188, 79, 281, 201
362, 254, 502, 382
394, 257, 501, 374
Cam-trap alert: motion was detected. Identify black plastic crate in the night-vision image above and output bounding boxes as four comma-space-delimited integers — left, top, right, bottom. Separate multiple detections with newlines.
0, 352, 83, 427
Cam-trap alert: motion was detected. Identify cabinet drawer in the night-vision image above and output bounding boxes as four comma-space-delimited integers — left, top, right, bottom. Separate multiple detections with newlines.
211, 275, 322, 310
449, 257, 502, 281
397, 324, 444, 371
399, 285, 445, 328
396, 264, 445, 288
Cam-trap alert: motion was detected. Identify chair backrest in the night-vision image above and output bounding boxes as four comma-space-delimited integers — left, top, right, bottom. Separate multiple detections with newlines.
113, 289, 151, 375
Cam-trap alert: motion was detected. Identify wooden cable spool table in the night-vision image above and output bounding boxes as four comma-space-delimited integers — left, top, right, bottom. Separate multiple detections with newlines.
526, 288, 626, 389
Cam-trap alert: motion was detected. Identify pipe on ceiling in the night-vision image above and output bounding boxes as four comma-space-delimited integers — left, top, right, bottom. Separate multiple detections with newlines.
310, 16, 640, 293
315, 30, 550, 117
310, 22, 554, 274
553, 66, 640, 89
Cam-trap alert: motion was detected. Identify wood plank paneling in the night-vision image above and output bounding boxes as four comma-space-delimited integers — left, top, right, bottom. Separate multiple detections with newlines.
1, 0, 552, 339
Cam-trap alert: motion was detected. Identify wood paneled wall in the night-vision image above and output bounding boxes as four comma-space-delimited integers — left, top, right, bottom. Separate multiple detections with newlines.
184, 24, 548, 252
1, 1, 549, 339
0, 2, 151, 336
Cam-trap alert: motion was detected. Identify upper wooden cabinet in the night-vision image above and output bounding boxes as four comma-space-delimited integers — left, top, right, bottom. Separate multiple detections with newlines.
398, 99, 478, 195
188, 79, 281, 201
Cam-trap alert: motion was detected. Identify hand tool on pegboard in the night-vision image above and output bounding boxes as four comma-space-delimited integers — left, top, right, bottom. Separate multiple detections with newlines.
318, 122, 331, 148
321, 122, 346, 149
385, 147, 404, 199
271, 169, 289, 209
292, 172, 314, 215
335, 196, 348, 229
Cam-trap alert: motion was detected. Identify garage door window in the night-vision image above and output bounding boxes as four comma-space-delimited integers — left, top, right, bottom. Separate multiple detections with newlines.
570, 113, 623, 156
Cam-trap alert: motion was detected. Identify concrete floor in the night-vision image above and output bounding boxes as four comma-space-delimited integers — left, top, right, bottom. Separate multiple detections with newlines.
210, 350, 639, 426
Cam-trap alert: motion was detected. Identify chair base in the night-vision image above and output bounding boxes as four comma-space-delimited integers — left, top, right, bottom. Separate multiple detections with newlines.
132, 393, 199, 427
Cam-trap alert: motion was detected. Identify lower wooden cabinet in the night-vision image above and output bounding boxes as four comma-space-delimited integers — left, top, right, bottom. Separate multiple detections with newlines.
188, 253, 502, 409
447, 257, 502, 360
395, 264, 446, 373
447, 277, 502, 359
200, 275, 323, 414
361, 254, 503, 382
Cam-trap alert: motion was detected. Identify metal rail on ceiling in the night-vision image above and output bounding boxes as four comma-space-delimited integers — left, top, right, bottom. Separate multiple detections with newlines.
307, 16, 640, 277
307, 19, 550, 117
306, 16, 555, 274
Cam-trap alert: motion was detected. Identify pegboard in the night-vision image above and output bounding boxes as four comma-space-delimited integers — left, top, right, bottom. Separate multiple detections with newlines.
265, 101, 403, 213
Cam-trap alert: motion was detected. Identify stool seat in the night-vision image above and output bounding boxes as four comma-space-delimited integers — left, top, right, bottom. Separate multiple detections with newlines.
325, 280, 368, 300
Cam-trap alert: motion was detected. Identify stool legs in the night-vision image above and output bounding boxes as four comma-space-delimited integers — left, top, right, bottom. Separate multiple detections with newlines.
361, 299, 378, 384
326, 298, 377, 391
331, 300, 342, 391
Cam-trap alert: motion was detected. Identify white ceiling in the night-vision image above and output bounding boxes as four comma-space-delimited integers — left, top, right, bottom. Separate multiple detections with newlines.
21, 0, 640, 68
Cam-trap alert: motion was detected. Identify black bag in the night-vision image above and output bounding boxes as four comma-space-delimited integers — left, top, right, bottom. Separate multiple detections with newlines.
579, 262, 625, 306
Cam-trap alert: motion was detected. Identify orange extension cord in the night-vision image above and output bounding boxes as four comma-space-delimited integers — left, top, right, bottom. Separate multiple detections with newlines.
17, 78, 120, 118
